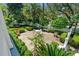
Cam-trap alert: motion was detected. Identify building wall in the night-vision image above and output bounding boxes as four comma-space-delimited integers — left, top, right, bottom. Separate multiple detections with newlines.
0, 10, 13, 56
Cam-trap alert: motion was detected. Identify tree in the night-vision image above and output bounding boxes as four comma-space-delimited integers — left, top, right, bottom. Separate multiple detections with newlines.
51, 17, 68, 29
7, 3, 26, 27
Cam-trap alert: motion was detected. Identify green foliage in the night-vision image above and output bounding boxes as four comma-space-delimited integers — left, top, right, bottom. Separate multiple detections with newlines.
47, 29, 54, 33
22, 4, 33, 20
24, 50, 33, 56
39, 18, 49, 26
6, 3, 27, 27
51, 17, 68, 29
18, 28, 26, 33
25, 27, 33, 31
9, 30, 32, 56
70, 34, 79, 48
51, 41, 59, 46
46, 44, 74, 56
73, 14, 79, 22
60, 32, 67, 43
7, 3, 23, 14
29, 33, 74, 56
29, 33, 47, 56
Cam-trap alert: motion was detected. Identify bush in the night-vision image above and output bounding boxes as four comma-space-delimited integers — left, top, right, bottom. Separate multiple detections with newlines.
19, 28, 25, 33
54, 30, 63, 35
51, 17, 68, 29
25, 27, 33, 31
51, 41, 59, 46
24, 50, 33, 56
20, 45, 28, 55
9, 30, 32, 56
60, 32, 67, 43
70, 34, 79, 48
47, 29, 54, 33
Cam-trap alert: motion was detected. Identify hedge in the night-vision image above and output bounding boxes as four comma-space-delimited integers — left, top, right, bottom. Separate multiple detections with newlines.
9, 30, 32, 56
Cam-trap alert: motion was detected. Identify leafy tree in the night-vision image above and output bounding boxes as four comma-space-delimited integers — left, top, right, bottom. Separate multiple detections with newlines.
7, 3, 27, 27
22, 4, 32, 20
51, 17, 68, 29
7, 3, 23, 14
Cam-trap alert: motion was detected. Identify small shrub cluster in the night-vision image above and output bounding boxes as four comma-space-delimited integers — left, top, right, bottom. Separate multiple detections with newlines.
25, 27, 33, 31
46, 44, 75, 56
69, 34, 79, 48
9, 30, 32, 56
51, 41, 59, 46
60, 32, 67, 43
47, 29, 54, 33
18, 28, 26, 33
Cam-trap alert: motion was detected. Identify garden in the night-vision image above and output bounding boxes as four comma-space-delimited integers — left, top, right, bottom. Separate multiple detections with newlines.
1, 3, 79, 56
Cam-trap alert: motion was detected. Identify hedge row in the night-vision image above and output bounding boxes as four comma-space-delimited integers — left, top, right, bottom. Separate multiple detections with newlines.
9, 30, 32, 56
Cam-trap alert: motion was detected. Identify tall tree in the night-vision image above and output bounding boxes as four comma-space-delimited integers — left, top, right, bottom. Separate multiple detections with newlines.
7, 3, 24, 24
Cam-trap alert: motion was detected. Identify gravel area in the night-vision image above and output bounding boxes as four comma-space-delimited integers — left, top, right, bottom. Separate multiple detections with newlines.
18, 30, 60, 51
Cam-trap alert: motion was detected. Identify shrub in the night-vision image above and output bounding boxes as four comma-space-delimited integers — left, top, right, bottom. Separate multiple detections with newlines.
24, 50, 33, 56
60, 32, 67, 43
51, 17, 68, 29
19, 28, 25, 33
51, 41, 59, 46
9, 30, 32, 56
29, 33, 47, 56
25, 27, 33, 31
70, 34, 79, 48
20, 45, 28, 55
47, 29, 54, 33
